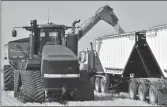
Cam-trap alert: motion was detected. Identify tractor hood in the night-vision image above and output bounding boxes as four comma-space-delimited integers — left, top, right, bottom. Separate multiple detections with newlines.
42, 45, 78, 61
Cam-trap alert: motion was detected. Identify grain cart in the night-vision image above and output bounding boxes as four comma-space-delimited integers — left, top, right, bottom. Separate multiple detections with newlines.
3, 20, 95, 103
79, 26, 167, 105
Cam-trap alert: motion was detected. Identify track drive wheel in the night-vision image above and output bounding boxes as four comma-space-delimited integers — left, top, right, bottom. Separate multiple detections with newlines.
3, 65, 14, 91
129, 79, 138, 100
73, 70, 94, 101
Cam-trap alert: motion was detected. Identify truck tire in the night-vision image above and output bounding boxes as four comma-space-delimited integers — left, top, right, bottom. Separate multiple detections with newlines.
19, 70, 45, 103
73, 71, 94, 101
149, 83, 158, 104
14, 70, 21, 98
101, 77, 108, 93
129, 79, 138, 100
3, 65, 14, 91
149, 82, 167, 105
138, 81, 149, 102
95, 77, 101, 93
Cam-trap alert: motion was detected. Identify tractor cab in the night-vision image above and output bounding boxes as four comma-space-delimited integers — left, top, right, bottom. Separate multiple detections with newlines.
12, 21, 70, 57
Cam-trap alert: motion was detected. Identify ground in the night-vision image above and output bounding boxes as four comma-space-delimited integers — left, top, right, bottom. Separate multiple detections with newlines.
0, 72, 155, 106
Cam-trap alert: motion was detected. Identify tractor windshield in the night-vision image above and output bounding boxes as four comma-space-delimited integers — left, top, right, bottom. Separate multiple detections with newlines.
49, 32, 58, 37
40, 29, 59, 43
39, 29, 62, 52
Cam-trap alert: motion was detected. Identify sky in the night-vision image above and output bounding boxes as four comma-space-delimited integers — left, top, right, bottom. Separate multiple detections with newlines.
1, 1, 167, 68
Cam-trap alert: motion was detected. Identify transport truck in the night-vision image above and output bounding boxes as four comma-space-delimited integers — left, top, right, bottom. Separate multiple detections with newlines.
79, 24, 167, 105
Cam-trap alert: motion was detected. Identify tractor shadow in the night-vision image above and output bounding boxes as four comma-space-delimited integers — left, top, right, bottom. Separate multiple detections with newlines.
94, 91, 129, 101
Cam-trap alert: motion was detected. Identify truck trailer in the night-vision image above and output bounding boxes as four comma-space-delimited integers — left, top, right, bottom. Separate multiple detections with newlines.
79, 24, 167, 105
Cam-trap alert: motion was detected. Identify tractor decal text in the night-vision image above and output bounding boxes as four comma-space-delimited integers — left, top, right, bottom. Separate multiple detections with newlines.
10, 49, 28, 52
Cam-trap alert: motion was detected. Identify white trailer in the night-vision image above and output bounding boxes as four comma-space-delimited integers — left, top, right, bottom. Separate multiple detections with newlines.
79, 24, 167, 105
95, 26, 167, 76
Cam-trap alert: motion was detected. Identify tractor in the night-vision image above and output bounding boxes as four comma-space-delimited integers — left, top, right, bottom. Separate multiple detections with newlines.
3, 20, 94, 103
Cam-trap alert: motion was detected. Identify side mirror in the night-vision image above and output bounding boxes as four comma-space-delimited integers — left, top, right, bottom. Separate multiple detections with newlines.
4, 57, 7, 60
12, 29, 17, 37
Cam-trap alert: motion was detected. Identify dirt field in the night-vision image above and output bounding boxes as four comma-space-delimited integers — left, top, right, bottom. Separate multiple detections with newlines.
0, 72, 155, 106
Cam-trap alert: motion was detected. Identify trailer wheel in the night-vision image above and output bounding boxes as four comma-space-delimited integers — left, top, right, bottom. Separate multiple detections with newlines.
73, 71, 94, 101
3, 65, 14, 91
149, 82, 167, 105
149, 83, 158, 104
19, 70, 45, 103
95, 77, 101, 93
129, 79, 138, 100
138, 82, 148, 102
101, 77, 108, 93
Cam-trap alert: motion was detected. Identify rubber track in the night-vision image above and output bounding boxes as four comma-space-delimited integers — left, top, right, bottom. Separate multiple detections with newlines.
20, 70, 34, 102
30, 70, 45, 103
3, 65, 14, 91
20, 70, 45, 103
74, 71, 94, 101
